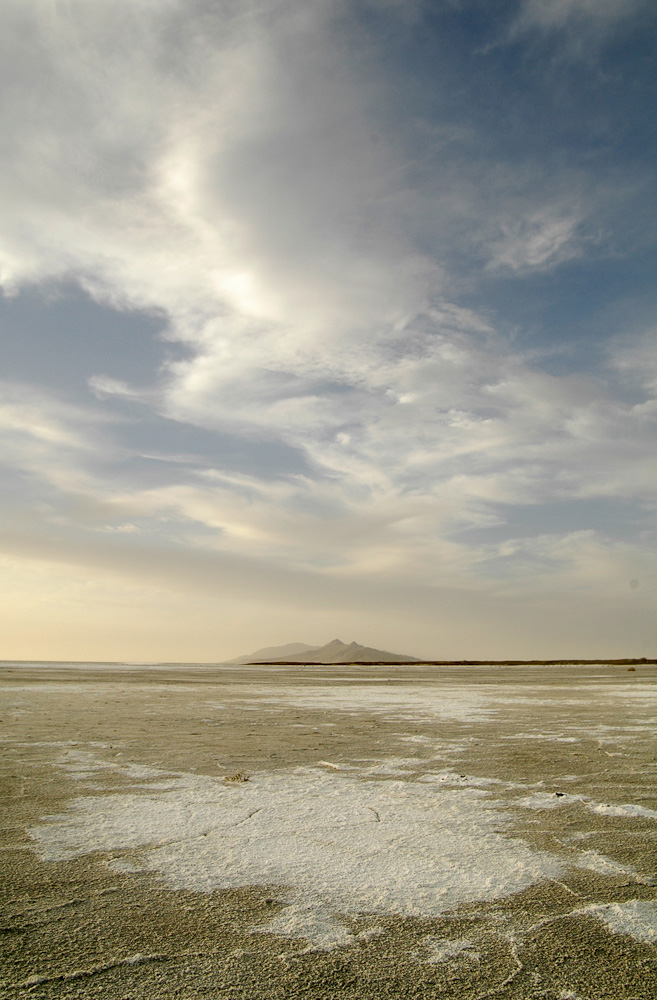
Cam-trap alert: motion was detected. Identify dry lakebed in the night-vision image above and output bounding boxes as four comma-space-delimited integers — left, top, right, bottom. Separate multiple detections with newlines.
1, 662, 656, 999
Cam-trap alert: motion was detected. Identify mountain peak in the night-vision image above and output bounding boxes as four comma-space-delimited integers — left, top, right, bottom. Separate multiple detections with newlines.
244, 638, 418, 664
229, 641, 316, 664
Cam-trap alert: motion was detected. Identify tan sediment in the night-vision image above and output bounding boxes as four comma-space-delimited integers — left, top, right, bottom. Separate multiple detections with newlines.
1, 662, 655, 999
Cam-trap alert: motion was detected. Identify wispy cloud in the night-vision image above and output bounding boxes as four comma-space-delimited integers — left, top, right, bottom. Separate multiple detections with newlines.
514, 0, 646, 36
0, 0, 654, 656
485, 207, 584, 273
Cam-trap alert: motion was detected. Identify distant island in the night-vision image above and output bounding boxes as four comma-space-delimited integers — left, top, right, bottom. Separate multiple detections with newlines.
229, 642, 655, 666
231, 639, 419, 664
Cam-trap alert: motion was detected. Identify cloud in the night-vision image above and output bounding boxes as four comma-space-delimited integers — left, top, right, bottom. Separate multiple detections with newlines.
608, 329, 657, 396
508, 0, 651, 58
0, 0, 433, 329
484, 207, 584, 273
515, 0, 645, 34
2, 325, 655, 599
0, 382, 119, 500
0, 2, 654, 656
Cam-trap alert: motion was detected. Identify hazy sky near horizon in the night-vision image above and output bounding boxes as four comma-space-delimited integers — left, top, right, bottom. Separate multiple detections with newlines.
1, 0, 656, 660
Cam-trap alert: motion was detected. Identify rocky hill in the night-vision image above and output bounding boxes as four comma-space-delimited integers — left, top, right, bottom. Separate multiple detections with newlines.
246, 638, 419, 663
229, 642, 316, 664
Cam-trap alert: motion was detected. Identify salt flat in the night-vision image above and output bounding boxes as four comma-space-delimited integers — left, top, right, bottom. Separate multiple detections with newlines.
1, 663, 656, 998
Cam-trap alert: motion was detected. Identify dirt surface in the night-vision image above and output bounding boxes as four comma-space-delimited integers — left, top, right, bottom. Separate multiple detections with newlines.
1, 663, 656, 998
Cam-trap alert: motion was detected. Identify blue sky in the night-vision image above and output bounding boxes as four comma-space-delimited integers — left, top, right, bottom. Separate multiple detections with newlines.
0, 0, 655, 660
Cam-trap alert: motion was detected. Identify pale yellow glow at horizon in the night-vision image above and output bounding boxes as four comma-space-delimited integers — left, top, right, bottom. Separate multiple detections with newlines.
0, 555, 652, 663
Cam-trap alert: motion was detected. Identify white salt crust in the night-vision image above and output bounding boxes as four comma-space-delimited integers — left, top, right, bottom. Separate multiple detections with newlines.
573, 850, 651, 883
248, 680, 657, 727
501, 734, 581, 743
514, 790, 657, 821
588, 801, 657, 820
31, 761, 563, 948
252, 902, 357, 951
586, 900, 657, 944
422, 935, 480, 964
418, 771, 507, 788
251, 684, 496, 721
29, 749, 657, 951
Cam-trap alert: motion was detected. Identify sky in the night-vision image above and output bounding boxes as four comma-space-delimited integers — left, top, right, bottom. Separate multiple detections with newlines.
0, 0, 656, 661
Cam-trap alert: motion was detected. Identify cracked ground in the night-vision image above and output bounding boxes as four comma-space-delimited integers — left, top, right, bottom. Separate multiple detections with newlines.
1, 662, 656, 999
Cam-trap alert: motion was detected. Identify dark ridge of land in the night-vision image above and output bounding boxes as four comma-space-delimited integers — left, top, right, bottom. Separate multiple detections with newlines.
248, 639, 419, 664
250, 657, 656, 666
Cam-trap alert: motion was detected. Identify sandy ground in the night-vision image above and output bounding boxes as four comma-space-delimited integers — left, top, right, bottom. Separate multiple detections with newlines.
1, 662, 656, 999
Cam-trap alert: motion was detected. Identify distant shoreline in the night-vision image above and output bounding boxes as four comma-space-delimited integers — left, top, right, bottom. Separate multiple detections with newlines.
1, 657, 654, 668
249, 657, 656, 666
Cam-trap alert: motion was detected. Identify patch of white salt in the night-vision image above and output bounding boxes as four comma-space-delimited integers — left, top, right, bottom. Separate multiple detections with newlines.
253, 902, 355, 951
501, 734, 580, 743
397, 735, 433, 744
587, 801, 657, 820
513, 790, 657, 823
585, 900, 657, 944
418, 771, 506, 788
251, 684, 495, 722
573, 850, 651, 883
30, 760, 562, 950
422, 935, 480, 964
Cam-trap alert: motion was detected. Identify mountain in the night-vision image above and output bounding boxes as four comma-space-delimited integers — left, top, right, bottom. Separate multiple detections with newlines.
249, 638, 419, 663
229, 642, 316, 664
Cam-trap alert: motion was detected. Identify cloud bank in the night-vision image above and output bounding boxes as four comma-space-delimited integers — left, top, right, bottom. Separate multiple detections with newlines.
0, 0, 655, 658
